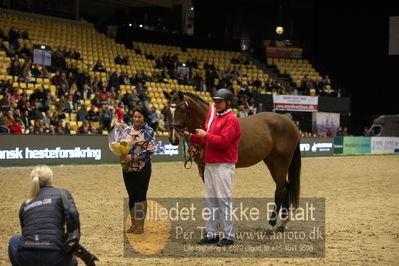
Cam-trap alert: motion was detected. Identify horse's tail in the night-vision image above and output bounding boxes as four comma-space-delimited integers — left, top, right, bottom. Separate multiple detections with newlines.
288, 141, 301, 209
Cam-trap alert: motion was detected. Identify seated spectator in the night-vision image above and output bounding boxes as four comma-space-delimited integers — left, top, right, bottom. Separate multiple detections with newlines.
8, 27, 20, 49
31, 65, 41, 77
81, 84, 93, 100
79, 125, 89, 134
119, 71, 130, 85
114, 54, 124, 64
28, 103, 43, 120
56, 120, 69, 134
203, 60, 213, 70
87, 106, 99, 122
99, 87, 110, 105
134, 82, 145, 99
326, 128, 335, 137
247, 98, 257, 115
18, 69, 32, 83
67, 72, 77, 87
237, 105, 249, 118
336, 127, 345, 136
0, 27, 7, 41
73, 90, 84, 106
157, 114, 166, 132
88, 126, 99, 134
21, 110, 31, 128
34, 119, 47, 133
52, 46, 66, 68
342, 127, 349, 136
9, 60, 21, 76
238, 85, 251, 100
72, 48, 80, 60
56, 82, 69, 98
42, 111, 51, 126
196, 80, 207, 92
10, 88, 20, 103
109, 71, 120, 91
51, 71, 61, 86
251, 78, 262, 88
14, 109, 22, 120
78, 71, 91, 88
100, 105, 113, 131
256, 102, 265, 113
29, 87, 47, 111
289, 87, 299, 95
136, 70, 151, 83
47, 124, 57, 134
10, 118, 24, 134
123, 56, 131, 65
23, 124, 34, 134
148, 107, 160, 131
19, 44, 32, 58
49, 111, 60, 126
151, 71, 163, 83
56, 126, 65, 134
93, 60, 106, 72
68, 82, 78, 98
65, 94, 77, 113
0, 38, 7, 51
362, 127, 370, 136
63, 121, 71, 134
65, 48, 73, 58
37, 126, 46, 134
21, 29, 30, 39
123, 109, 134, 125
55, 95, 68, 113
90, 92, 102, 108
77, 106, 88, 121
114, 103, 124, 123
0, 112, 9, 133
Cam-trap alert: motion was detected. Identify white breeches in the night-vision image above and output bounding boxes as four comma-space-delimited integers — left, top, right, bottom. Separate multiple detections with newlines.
204, 162, 235, 240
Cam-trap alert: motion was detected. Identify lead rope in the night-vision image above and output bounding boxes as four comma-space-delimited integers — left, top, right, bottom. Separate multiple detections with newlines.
183, 134, 192, 169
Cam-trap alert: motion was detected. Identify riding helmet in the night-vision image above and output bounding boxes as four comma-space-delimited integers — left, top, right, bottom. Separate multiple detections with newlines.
213, 88, 234, 102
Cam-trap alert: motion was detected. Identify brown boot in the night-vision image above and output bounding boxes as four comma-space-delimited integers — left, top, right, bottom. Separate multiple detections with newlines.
132, 201, 147, 234
127, 210, 136, 233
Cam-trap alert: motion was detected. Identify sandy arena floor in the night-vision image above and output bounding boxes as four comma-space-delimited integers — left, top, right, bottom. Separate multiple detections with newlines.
1, 155, 399, 265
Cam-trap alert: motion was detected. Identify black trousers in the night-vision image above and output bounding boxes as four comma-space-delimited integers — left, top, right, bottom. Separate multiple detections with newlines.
122, 162, 152, 211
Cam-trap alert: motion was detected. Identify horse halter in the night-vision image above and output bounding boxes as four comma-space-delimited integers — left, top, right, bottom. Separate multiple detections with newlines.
167, 100, 192, 169
168, 100, 189, 132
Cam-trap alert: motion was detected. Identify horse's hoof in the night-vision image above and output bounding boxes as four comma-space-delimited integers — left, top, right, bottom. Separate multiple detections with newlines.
265, 225, 274, 236
276, 225, 286, 232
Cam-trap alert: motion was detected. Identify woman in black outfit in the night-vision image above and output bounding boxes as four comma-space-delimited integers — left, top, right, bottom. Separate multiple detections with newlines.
8, 165, 79, 266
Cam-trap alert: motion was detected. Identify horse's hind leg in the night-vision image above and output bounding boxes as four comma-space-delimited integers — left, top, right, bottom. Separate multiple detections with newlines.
263, 157, 290, 234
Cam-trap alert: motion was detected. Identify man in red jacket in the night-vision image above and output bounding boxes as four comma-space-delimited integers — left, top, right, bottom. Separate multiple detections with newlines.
186, 88, 240, 246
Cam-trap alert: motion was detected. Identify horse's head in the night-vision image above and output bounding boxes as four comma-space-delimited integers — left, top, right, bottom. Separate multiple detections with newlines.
163, 90, 189, 145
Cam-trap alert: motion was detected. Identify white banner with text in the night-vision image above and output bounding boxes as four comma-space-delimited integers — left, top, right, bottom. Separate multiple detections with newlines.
273, 95, 318, 112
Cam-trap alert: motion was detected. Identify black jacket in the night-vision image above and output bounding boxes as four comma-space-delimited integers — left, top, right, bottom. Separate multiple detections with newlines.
18, 186, 80, 251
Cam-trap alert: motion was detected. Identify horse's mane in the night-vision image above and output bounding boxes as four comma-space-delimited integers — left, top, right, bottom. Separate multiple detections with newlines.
170, 90, 209, 106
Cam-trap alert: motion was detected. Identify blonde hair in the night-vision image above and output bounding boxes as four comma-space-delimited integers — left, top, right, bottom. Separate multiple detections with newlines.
26, 165, 54, 203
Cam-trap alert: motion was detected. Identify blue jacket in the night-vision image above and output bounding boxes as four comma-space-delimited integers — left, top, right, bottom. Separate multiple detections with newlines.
18, 186, 80, 251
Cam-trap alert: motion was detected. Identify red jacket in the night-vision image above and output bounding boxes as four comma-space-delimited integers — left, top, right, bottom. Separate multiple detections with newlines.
114, 107, 123, 122
190, 110, 240, 163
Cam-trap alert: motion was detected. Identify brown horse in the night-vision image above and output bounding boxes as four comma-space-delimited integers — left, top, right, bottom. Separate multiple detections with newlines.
163, 90, 301, 233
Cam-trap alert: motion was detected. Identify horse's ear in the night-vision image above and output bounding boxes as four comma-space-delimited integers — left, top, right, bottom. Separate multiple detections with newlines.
178, 90, 184, 100
163, 90, 171, 100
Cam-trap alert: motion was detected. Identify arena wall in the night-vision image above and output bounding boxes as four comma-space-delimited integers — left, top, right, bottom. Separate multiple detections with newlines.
1, 135, 398, 166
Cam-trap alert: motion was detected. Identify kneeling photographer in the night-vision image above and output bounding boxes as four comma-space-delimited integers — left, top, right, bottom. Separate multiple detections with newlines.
8, 165, 98, 266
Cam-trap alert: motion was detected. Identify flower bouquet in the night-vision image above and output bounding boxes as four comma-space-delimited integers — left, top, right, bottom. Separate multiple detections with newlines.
108, 122, 133, 160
